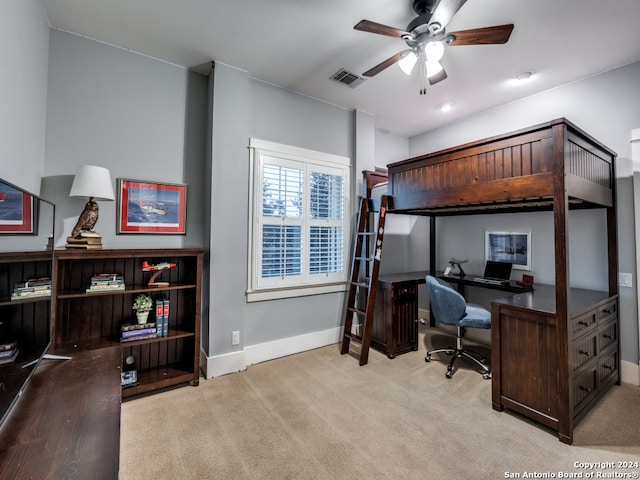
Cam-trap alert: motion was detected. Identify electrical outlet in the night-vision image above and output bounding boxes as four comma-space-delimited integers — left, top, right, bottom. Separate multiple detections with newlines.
232, 331, 240, 345
619, 272, 633, 288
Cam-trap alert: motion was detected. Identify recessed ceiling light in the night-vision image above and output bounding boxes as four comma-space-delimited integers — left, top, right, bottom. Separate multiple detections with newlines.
514, 70, 534, 82
440, 103, 453, 113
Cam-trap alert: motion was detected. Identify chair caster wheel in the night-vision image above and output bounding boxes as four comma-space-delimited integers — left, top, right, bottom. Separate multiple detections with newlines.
483, 373, 491, 380
445, 371, 452, 379
425, 354, 431, 362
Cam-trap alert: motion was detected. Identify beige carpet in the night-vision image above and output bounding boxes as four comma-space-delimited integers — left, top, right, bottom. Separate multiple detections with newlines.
121, 327, 640, 479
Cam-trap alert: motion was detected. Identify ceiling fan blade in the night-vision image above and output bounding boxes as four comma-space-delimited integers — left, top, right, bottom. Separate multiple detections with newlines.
428, 66, 448, 85
362, 50, 410, 77
448, 24, 514, 45
429, 0, 468, 30
354, 20, 409, 39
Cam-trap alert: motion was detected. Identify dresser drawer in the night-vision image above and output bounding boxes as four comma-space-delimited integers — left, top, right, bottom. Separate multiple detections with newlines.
598, 300, 617, 322
598, 349, 618, 386
571, 333, 597, 371
571, 309, 597, 337
598, 319, 618, 352
573, 367, 598, 413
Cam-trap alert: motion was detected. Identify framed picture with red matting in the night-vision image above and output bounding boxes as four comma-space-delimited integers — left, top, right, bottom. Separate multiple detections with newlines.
0, 180, 35, 234
117, 179, 186, 234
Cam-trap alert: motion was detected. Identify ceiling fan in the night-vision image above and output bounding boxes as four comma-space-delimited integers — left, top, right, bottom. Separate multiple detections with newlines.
355, 0, 514, 94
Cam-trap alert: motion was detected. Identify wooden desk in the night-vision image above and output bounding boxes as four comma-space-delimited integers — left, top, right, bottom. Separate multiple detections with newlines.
437, 272, 533, 295
0, 346, 122, 478
371, 271, 426, 358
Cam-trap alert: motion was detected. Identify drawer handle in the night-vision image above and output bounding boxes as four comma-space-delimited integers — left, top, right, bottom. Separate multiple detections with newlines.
577, 320, 589, 327
603, 364, 613, 371
579, 385, 591, 394
603, 334, 613, 340
602, 308, 613, 314
579, 349, 590, 357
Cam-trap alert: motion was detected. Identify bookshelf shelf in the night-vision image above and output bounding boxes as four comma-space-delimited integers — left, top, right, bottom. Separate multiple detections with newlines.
52, 248, 203, 397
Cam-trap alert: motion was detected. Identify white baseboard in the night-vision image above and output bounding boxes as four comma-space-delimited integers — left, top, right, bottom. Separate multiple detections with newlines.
620, 360, 640, 386
420, 308, 640, 386
200, 326, 342, 379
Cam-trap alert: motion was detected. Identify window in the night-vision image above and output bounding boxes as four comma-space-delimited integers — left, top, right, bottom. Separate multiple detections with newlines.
248, 139, 351, 301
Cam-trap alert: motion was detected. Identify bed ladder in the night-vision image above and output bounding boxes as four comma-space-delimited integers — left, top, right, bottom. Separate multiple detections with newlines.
340, 195, 390, 366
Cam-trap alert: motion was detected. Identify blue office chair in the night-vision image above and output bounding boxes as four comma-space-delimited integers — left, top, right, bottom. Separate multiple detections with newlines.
424, 275, 491, 380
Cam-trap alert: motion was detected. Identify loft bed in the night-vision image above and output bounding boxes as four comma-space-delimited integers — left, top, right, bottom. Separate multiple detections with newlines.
379, 118, 618, 444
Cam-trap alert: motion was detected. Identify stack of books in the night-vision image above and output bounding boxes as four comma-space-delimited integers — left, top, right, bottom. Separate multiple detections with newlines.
86, 273, 125, 293
65, 231, 103, 249
121, 322, 158, 342
11, 277, 52, 301
155, 298, 170, 337
0, 340, 19, 365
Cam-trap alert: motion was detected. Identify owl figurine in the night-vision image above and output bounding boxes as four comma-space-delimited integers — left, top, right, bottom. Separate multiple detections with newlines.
71, 200, 99, 238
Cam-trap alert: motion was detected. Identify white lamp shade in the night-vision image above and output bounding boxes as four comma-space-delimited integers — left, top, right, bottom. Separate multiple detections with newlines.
398, 51, 417, 75
69, 165, 115, 201
424, 41, 444, 62
426, 60, 444, 78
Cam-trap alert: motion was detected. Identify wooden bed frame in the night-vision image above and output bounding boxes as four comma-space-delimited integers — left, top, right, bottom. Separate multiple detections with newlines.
384, 118, 619, 444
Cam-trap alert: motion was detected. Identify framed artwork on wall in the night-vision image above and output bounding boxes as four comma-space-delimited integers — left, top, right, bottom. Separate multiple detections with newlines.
0, 180, 36, 234
485, 231, 531, 270
117, 179, 187, 234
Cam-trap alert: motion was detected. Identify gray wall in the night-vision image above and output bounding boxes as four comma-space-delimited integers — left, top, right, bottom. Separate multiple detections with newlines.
408, 61, 640, 366
0, 0, 49, 194
44, 29, 208, 250
207, 63, 354, 358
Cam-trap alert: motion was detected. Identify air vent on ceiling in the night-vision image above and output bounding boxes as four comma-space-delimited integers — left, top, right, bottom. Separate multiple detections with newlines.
331, 69, 366, 88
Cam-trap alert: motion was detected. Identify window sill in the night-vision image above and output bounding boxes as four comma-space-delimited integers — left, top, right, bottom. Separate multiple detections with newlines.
246, 283, 348, 302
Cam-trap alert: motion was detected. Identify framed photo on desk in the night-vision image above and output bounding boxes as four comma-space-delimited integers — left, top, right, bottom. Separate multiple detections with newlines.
485, 231, 531, 270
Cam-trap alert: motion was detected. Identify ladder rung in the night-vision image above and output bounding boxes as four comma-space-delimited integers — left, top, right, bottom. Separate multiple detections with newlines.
358, 232, 375, 236
350, 281, 369, 288
343, 332, 363, 343
354, 256, 373, 261
348, 307, 367, 316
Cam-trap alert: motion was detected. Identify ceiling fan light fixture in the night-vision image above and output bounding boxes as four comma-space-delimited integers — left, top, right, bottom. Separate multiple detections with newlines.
424, 41, 444, 61
399, 51, 418, 75
425, 60, 444, 78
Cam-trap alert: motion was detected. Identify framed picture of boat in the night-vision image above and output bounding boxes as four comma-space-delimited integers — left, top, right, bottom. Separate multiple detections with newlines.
0, 179, 36, 234
116, 179, 187, 234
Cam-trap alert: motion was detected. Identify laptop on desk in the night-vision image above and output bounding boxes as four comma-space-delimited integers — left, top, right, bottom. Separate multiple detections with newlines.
473, 261, 513, 286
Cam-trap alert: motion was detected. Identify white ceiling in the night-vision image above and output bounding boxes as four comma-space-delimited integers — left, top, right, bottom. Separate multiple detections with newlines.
42, 0, 640, 138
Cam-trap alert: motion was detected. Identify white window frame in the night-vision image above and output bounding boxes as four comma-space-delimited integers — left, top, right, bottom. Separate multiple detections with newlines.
247, 138, 351, 302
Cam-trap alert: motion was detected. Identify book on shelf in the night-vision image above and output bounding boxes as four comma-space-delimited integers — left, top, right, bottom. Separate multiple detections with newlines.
121, 327, 156, 339
121, 322, 156, 332
163, 299, 170, 337
86, 284, 125, 293
14, 277, 51, 289
11, 289, 52, 300
155, 299, 164, 337
121, 332, 158, 343
0, 348, 19, 364
91, 273, 124, 282
66, 236, 103, 245
13, 284, 52, 293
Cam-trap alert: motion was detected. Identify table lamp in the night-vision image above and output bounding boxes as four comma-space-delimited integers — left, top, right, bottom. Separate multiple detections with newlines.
66, 165, 115, 249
